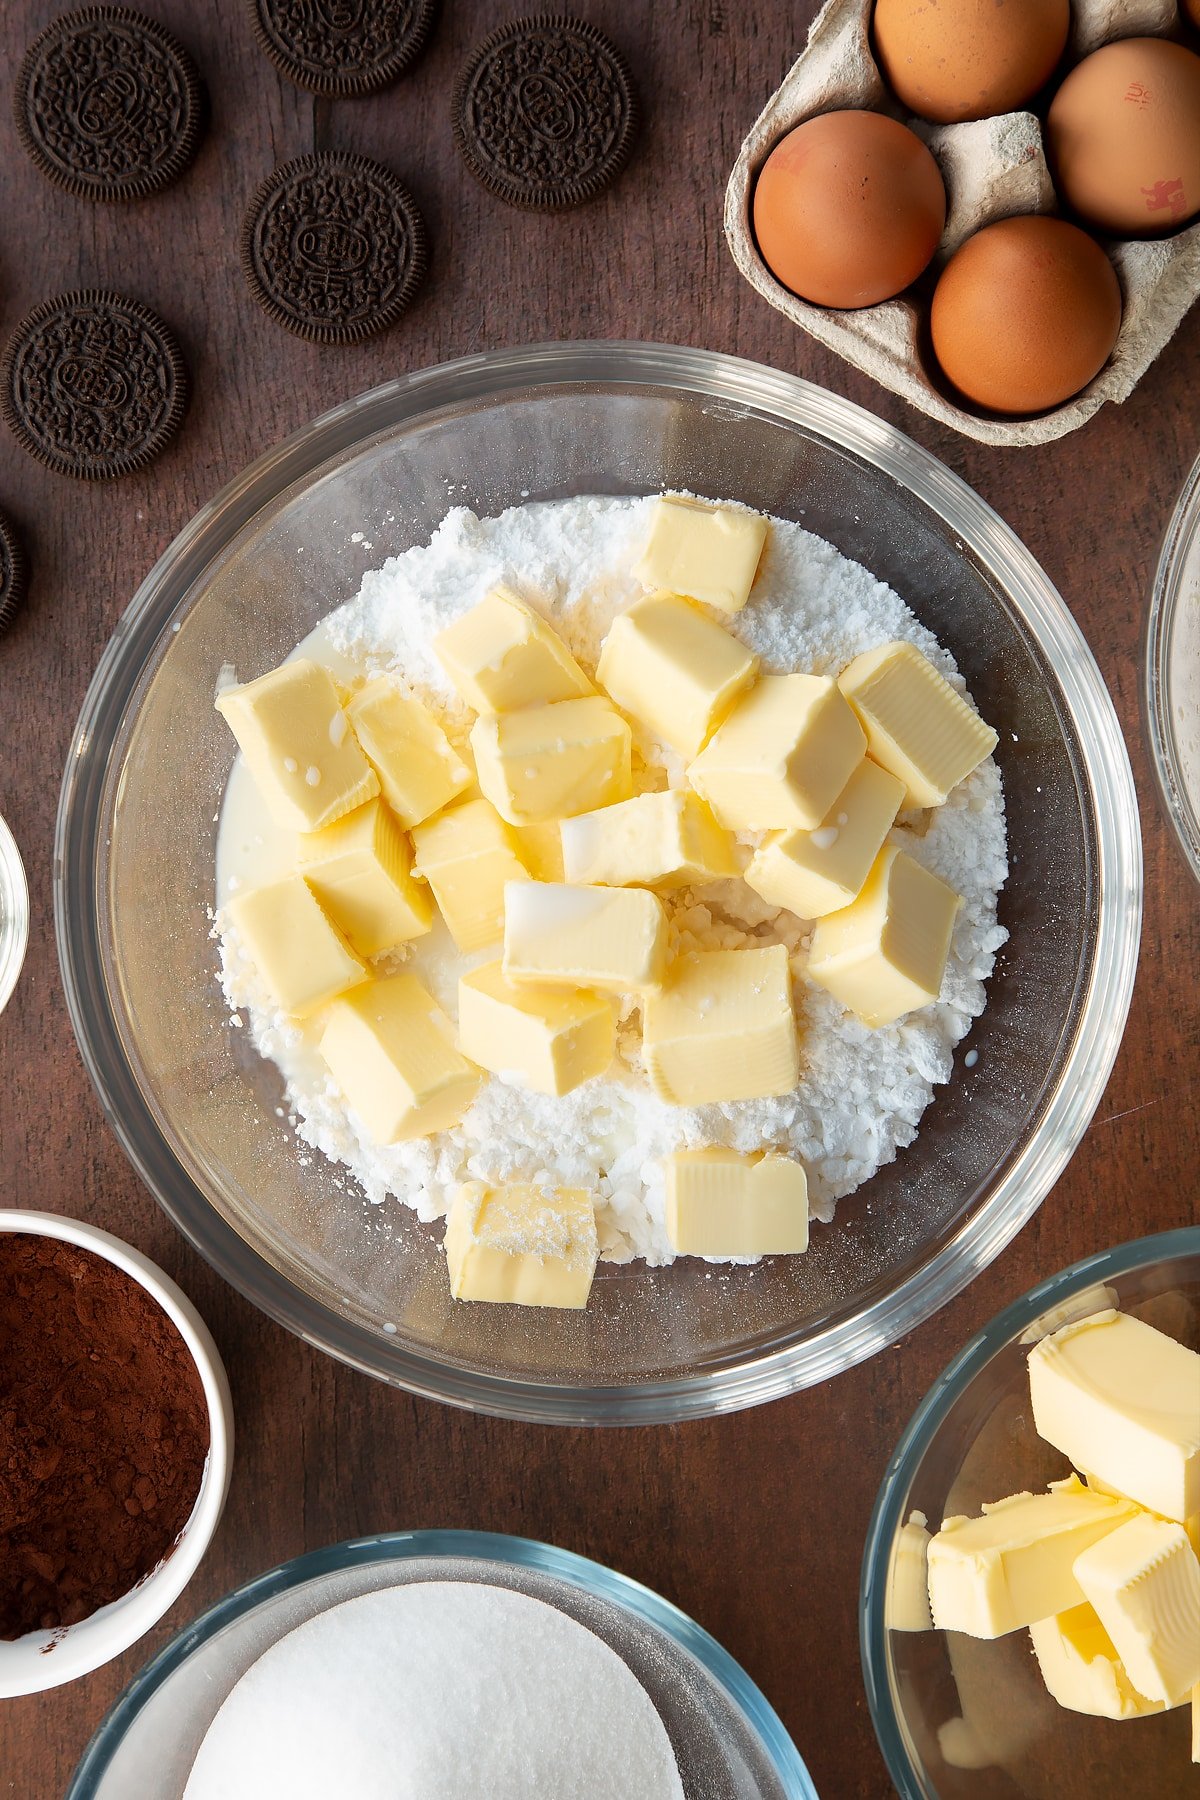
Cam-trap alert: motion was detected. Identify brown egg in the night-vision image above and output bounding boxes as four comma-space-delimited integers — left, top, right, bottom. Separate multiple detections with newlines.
1182, 0, 1200, 33
1047, 38, 1200, 236
752, 111, 946, 309
873, 0, 1069, 124
930, 215, 1122, 415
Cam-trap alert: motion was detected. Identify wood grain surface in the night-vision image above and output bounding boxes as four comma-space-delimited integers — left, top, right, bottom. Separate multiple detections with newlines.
0, 3, 1197, 1795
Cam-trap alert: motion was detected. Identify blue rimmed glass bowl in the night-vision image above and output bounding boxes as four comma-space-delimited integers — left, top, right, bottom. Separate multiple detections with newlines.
68, 1528, 816, 1799
861, 1228, 1200, 1799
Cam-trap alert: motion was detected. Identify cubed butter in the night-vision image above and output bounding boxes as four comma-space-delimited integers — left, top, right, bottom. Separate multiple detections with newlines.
595, 593, 758, 757
561, 790, 736, 888
298, 798, 432, 956
344, 678, 470, 829
318, 973, 480, 1143
807, 845, 961, 1028
634, 495, 768, 615
503, 881, 667, 994
1029, 1603, 1170, 1721
1073, 1513, 1200, 1706
926, 1476, 1137, 1639
457, 961, 615, 1097
745, 757, 905, 919
511, 820, 565, 883
1028, 1309, 1200, 1524
410, 796, 529, 953
470, 697, 632, 825
227, 875, 365, 1017
664, 1149, 808, 1257
643, 945, 798, 1105
838, 640, 998, 808
433, 585, 593, 713
888, 1512, 934, 1633
444, 1181, 598, 1308
688, 674, 866, 831
215, 658, 378, 832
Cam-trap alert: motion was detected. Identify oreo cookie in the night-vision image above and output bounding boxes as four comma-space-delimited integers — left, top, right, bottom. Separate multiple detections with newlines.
250, 0, 439, 96
241, 153, 429, 344
15, 7, 205, 203
0, 513, 29, 637
453, 15, 639, 211
1, 291, 189, 481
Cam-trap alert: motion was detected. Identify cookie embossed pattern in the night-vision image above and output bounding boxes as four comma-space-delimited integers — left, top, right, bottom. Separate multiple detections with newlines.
249, 0, 440, 95
452, 14, 639, 210
241, 152, 429, 344
14, 6, 205, 202
0, 289, 189, 481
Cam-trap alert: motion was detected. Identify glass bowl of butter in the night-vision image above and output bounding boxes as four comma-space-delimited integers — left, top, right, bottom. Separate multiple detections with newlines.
55, 342, 1141, 1422
861, 1227, 1200, 1797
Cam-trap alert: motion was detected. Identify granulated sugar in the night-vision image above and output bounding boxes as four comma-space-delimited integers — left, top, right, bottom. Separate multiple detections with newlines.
183, 1583, 683, 1800
216, 495, 1008, 1265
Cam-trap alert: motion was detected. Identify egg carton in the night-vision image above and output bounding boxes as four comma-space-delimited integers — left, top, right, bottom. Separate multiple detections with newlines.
724, 0, 1200, 446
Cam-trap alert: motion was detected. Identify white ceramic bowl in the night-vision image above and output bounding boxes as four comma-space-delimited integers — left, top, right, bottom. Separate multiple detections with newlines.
0, 813, 29, 1016
0, 1209, 233, 1696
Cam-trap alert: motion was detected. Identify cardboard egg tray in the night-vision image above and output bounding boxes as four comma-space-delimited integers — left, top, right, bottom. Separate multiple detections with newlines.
724, 0, 1200, 446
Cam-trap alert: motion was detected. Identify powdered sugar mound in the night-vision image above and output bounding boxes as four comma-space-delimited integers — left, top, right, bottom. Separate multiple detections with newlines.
217, 494, 1008, 1266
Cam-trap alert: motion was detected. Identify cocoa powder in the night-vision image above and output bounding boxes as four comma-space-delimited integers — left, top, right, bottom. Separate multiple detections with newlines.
0, 1232, 210, 1639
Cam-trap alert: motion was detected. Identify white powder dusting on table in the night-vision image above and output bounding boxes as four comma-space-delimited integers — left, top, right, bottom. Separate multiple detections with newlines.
216, 494, 1008, 1267
183, 1582, 683, 1800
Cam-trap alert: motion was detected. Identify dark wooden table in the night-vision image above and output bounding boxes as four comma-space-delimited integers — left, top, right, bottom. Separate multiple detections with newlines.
1, 3, 1196, 1795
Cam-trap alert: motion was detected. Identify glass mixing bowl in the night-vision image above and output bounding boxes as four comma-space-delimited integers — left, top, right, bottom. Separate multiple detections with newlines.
860, 1228, 1199, 1799
68, 1529, 816, 1800
1145, 447, 1200, 884
55, 342, 1141, 1423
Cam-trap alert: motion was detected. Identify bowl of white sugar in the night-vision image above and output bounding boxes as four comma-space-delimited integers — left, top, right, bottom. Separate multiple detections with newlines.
67, 1529, 816, 1799
55, 342, 1141, 1421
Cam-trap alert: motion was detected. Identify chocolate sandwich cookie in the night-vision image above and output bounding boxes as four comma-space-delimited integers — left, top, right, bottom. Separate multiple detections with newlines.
1, 291, 189, 481
15, 7, 205, 203
249, 0, 439, 96
452, 15, 639, 211
0, 513, 29, 637
241, 153, 429, 344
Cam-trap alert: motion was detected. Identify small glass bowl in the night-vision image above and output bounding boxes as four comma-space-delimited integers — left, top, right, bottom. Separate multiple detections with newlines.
67, 1529, 816, 1800
860, 1228, 1200, 1798
1145, 448, 1200, 884
0, 812, 29, 1015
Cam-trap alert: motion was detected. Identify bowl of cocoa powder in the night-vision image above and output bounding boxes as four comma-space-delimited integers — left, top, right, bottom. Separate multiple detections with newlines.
0, 1210, 232, 1695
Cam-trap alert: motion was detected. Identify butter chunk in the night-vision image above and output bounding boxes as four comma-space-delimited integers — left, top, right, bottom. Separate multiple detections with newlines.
1028, 1309, 1200, 1523
643, 945, 798, 1105
444, 1182, 599, 1309
664, 1149, 808, 1257
1073, 1514, 1200, 1706
926, 1477, 1137, 1639
319, 973, 480, 1144
227, 875, 366, 1017
216, 658, 378, 832
838, 640, 998, 808
595, 593, 758, 757
503, 881, 667, 994
634, 495, 768, 615
511, 820, 565, 883
561, 790, 736, 889
745, 757, 905, 919
433, 586, 593, 714
888, 1513, 934, 1633
807, 845, 961, 1027
688, 674, 866, 831
298, 798, 432, 956
458, 961, 615, 1097
410, 796, 529, 954
1029, 1603, 1169, 1721
470, 697, 632, 825
345, 678, 470, 829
